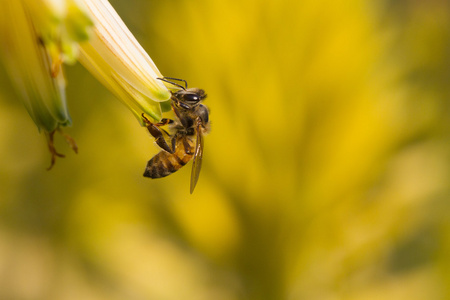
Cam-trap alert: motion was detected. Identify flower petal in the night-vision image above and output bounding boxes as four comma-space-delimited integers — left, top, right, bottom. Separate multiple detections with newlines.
79, 0, 170, 121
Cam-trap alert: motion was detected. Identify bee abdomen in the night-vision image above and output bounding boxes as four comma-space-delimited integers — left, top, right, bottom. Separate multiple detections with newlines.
143, 150, 192, 178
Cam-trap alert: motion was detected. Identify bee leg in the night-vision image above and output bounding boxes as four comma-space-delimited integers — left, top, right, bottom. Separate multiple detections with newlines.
171, 103, 191, 128
170, 133, 178, 153
182, 136, 193, 155
142, 114, 173, 127
157, 118, 174, 126
142, 114, 174, 153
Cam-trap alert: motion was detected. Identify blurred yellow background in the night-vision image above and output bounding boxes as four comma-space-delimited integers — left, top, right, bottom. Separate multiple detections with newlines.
0, 0, 449, 299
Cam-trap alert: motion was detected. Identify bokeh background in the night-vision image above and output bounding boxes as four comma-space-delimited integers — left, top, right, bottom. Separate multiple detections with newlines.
0, 0, 449, 299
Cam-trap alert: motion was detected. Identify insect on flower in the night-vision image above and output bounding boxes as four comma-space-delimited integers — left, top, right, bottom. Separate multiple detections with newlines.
143, 77, 210, 194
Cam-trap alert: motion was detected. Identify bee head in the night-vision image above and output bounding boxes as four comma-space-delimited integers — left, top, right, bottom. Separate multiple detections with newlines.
174, 88, 207, 109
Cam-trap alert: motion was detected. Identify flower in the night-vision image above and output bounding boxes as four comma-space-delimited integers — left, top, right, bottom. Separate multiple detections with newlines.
78, 0, 171, 123
0, 0, 171, 167
0, 0, 93, 167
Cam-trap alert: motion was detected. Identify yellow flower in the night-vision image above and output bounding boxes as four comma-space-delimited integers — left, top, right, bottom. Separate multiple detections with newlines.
79, 0, 171, 123
0, 0, 171, 167
0, 0, 93, 167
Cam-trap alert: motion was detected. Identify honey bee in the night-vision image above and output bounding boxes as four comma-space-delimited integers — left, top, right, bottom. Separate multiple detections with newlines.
143, 77, 210, 193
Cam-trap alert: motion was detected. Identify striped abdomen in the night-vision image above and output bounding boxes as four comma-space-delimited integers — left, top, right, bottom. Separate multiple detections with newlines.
143, 138, 194, 178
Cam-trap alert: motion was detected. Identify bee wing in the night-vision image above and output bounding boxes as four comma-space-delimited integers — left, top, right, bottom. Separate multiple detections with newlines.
190, 119, 204, 194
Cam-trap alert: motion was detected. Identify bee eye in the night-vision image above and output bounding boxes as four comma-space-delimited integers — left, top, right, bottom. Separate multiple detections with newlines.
184, 93, 200, 103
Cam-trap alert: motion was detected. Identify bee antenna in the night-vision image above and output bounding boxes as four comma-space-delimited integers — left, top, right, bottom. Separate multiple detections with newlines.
157, 77, 188, 90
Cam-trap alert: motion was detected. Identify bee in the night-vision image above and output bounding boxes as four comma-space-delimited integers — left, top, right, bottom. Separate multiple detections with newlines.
143, 77, 210, 193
